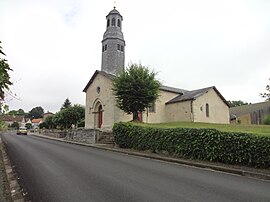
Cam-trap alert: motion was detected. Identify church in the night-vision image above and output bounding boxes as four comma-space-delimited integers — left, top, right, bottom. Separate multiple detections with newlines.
83, 8, 230, 130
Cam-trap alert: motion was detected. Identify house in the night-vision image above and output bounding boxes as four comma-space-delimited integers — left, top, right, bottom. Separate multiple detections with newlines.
31, 118, 43, 129
83, 8, 230, 130
0, 115, 26, 127
42, 112, 54, 119
230, 101, 270, 124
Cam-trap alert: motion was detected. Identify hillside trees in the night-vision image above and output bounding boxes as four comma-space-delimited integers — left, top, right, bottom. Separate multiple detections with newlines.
112, 63, 161, 121
260, 78, 270, 101
8, 108, 26, 116
228, 100, 250, 108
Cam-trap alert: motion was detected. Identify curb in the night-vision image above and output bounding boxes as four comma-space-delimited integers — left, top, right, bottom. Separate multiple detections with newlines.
0, 137, 24, 202
31, 133, 270, 181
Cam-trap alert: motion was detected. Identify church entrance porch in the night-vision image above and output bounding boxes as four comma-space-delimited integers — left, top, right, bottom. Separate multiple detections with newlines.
93, 101, 103, 128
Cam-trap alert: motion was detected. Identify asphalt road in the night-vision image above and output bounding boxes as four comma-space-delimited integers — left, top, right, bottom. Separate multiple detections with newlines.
1, 132, 270, 202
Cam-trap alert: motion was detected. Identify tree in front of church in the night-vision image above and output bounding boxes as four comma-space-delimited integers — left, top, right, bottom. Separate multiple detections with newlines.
112, 63, 161, 121
260, 78, 270, 101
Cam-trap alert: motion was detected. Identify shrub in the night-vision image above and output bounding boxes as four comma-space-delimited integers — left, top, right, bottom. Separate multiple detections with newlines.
113, 122, 270, 168
263, 115, 270, 125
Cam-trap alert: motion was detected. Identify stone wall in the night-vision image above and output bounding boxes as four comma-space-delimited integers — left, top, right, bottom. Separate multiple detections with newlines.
41, 130, 66, 138
41, 128, 114, 144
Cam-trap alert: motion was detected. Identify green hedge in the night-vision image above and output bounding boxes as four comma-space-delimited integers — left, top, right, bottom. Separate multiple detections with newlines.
113, 122, 270, 168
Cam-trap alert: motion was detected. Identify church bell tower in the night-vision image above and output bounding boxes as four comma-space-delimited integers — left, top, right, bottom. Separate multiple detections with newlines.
101, 8, 125, 75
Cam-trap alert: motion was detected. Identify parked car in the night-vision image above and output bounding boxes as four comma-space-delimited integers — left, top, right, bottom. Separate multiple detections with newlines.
17, 127, 27, 135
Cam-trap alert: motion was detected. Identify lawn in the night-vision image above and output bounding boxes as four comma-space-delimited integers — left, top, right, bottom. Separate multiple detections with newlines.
132, 122, 270, 136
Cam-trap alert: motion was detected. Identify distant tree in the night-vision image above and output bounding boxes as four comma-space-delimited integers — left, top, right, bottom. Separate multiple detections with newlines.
228, 100, 250, 108
0, 41, 13, 101
52, 105, 85, 129
260, 78, 270, 101
40, 115, 56, 129
61, 98, 72, 110
10, 121, 19, 129
27, 106, 44, 119
52, 111, 65, 129
8, 108, 26, 116
25, 123, 32, 129
112, 63, 161, 121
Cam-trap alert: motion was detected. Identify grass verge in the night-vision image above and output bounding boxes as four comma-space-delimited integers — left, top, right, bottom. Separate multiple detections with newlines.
132, 121, 270, 136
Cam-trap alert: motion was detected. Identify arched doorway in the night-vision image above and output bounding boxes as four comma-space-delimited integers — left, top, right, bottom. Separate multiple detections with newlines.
98, 105, 103, 128
93, 101, 103, 128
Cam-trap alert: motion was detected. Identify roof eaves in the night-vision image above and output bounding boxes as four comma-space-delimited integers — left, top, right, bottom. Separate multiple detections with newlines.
165, 97, 194, 105
83, 70, 99, 92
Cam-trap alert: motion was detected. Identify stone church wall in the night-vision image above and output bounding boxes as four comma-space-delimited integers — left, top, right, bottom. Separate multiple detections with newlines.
85, 74, 115, 129
193, 88, 229, 124
165, 100, 193, 122
143, 90, 180, 123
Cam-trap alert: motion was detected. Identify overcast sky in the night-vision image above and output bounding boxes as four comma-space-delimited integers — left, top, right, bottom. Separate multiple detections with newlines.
1, 0, 270, 113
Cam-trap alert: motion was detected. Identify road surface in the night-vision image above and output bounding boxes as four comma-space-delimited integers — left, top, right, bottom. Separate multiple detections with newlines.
1, 132, 270, 202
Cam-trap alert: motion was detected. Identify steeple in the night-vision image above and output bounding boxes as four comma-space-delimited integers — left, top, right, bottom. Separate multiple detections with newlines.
101, 8, 125, 75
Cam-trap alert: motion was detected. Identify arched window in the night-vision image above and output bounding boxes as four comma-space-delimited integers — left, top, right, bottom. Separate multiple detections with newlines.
206, 103, 209, 117
117, 19, 121, 27
112, 18, 116, 26
107, 19, 110, 27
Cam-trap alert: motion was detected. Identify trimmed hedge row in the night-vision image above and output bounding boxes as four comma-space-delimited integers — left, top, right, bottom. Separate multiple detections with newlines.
113, 122, 270, 168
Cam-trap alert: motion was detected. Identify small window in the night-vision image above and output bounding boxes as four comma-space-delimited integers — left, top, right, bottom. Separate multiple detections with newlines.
117, 44, 120, 50
206, 103, 209, 117
107, 19, 110, 27
105, 44, 107, 51
96, 86, 101, 94
117, 19, 121, 27
149, 102, 156, 113
112, 18, 116, 26
102, 46, 104, 52
121, 45, 124, 52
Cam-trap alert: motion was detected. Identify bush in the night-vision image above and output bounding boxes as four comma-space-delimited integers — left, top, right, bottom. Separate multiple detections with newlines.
113, 122, 270, 168
263, 115, 270, 125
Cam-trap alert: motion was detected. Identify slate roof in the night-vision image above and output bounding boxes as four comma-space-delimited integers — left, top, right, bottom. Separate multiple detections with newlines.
160, 85, 188, 94
83, 70, 116, 92
107, 8, 122, 17
230, 101, 270, 117
166, 86, 229, 107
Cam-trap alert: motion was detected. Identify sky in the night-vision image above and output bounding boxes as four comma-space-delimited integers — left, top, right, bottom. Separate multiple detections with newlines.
0, 0, 270, 113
